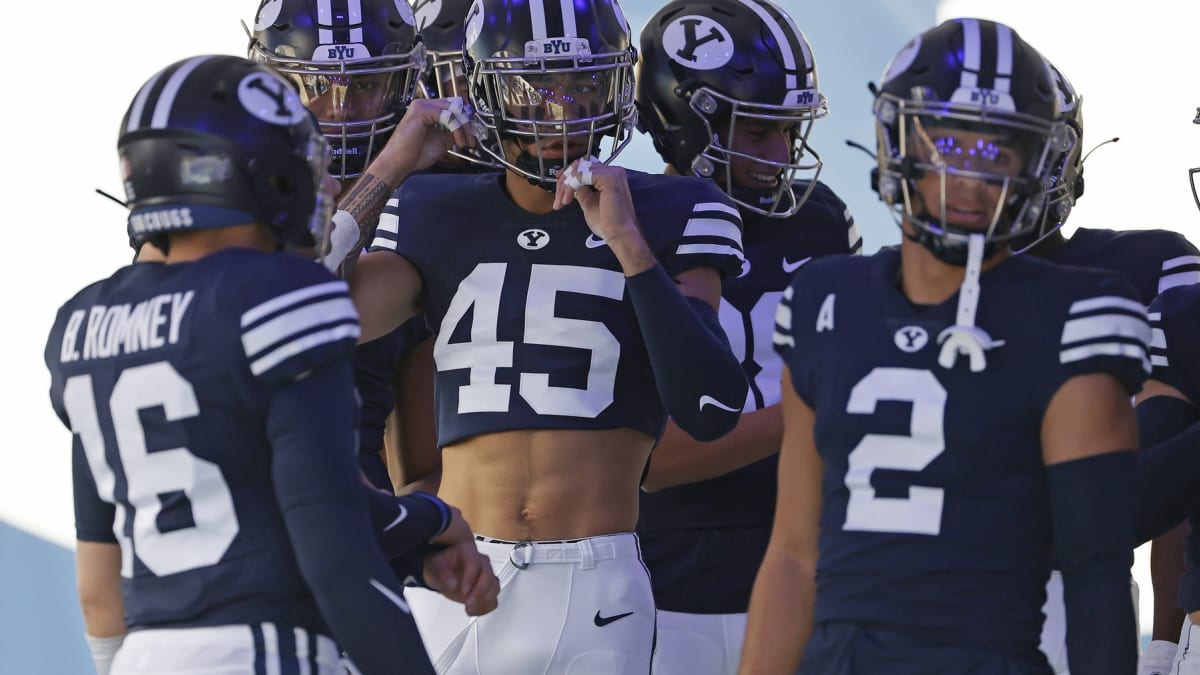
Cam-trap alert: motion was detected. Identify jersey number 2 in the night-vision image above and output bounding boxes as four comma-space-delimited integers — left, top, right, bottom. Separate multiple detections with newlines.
842, 367, 946, 536
64, 363, 238, 577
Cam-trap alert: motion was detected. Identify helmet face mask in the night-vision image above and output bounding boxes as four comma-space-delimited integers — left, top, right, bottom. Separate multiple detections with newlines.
689, 86, 827, 217
1191, 107, 1200, 216
873, 18, 1067, 265
248, 0, 426, 181
463, 0, 637, 187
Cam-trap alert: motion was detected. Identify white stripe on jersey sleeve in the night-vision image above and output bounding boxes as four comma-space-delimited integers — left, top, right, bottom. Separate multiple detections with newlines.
683, 217, 741, 242
1060, 343, 1150, 372
773, 286, 796, 347
1158, 271, 1200, 294
1059, 295, 1150, 373
261, 622, 281, 675
242, 280, 349, 327
242, 297, 359, 356
1151, 327, 1167, 351
1061, 314, 1151, 346
249, 324, 361, 376
1162, 255, 1200, 271
1068, 295, 1147, 315
693, 201, 740, 218
676, 243, 745, 260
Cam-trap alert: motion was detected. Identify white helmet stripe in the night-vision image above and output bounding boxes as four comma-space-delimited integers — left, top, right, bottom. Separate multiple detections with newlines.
960, 18, 981, 89
558, 0, 576, 37
150, 56, 212, 129
734, 0, 798, 90
127, 67, 168, 132
318, 0, 333, 43
993, 23, 1014, 94
347, 0, 364, 43
529, 0, 548, 40
774, 3, 816, 86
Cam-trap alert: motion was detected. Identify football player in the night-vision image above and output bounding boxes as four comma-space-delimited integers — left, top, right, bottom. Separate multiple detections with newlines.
741, 19, 1148, 674
1015, 62, 1200, 675
248, 0, 439, 493
47, 56, 498, 675
1133, 110, 1200, 675
341, 0, 751, 670
631, 1, 859, 673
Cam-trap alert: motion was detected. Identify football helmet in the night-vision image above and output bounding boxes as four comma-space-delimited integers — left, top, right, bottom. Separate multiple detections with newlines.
463, 0, 637, 187
1191, 107, 1200, 215
410, 0, 473, 99
636, 0, 827, 218
1013, 60, 1084, 252
119, 55, 333, 252
248, 0, 426, 180
873, 18, 1068, 265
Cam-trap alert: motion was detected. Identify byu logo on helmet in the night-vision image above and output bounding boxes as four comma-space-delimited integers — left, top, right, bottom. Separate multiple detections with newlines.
518, 228, 550, 250
894, 325, 929, 353
238, 72, 309, 125
394, 0, 416, 25
254, 0, 284, 31
412, 0, 442, 30
464, 0, 485, 50
664, 16, 733, 70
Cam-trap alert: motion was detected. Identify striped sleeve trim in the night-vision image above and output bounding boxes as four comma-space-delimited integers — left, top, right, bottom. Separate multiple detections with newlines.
846, 216, 863, 255
1148, 311, 1169, 369
368, 198, 402, 251
1059, 295, 1150, 373
241, 280, 360, 377
773, 285, 796, 348
675, 202, 744, 262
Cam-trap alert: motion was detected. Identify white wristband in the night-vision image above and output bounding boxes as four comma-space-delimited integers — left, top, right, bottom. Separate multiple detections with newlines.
85, 633, 125, 675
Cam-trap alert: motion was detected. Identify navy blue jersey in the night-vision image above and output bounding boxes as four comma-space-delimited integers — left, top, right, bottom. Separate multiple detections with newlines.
369, 170, 744, 446
1147, 284, 1200, 611
46, 250, 359, 632
1054, 227, 1200, 304
774, 248, 1149, 654
638, 181, 858, 613
354, 316, 432, 456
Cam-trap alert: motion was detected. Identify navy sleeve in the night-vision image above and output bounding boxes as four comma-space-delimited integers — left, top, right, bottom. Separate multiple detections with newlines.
661, 182, 746, 280
73, 443, 117, 544
1052, 273, 1150, 397
268, 359, 434, 675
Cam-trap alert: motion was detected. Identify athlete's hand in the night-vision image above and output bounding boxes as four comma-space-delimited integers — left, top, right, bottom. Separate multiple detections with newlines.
375, 98, 479, 179
420, 506, 499, 615
421, 541, 499, 617
555, 157, 655, 275
553, 158, 640, 243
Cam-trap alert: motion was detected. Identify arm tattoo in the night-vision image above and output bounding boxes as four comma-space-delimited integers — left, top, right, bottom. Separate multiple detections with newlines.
336, 173, 393, 278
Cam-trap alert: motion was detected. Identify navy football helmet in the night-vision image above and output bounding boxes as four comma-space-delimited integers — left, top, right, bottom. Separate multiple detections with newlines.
119, 55, 333, 253
873, 18, 1068, 265
248, 0, 426, 180
636, 0, 826, 217
410, 0, 473, 99
462, 0, 637, 186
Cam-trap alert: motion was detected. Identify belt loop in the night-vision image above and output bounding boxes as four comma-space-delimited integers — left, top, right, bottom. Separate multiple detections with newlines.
578, 538, 596, 570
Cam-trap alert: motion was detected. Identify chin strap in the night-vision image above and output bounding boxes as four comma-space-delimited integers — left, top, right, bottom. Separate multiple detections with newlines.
937, 233, 1005, 372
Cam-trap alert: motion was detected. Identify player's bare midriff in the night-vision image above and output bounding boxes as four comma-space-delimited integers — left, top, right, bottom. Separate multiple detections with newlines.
437, 427, 655, 542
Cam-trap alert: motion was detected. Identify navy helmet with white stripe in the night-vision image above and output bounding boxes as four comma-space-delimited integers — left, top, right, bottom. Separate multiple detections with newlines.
636, 0, 826, 218
873, 18, 1069, 265
462, 0, 638, 187
119, 55, 333, 254
248, 0, 426, 181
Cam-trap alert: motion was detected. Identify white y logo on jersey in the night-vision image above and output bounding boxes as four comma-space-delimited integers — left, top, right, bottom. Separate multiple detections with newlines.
519, 229, 550, 250
894, 326, 929, 353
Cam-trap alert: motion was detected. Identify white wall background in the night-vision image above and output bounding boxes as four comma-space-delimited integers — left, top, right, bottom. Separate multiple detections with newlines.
4, 0, 1194, 670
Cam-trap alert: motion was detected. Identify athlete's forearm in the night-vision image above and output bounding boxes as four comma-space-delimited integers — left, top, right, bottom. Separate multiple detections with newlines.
739, 548, 814, 674
642, 405, 780, 492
